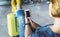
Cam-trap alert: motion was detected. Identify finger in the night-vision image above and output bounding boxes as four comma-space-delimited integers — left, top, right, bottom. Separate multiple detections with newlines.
29, 18, 37, 26
28, 18, 33, 24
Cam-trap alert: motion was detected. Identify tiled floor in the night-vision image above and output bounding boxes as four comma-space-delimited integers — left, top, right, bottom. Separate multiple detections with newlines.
0, 2, 53, 37
0, 6, 11, 37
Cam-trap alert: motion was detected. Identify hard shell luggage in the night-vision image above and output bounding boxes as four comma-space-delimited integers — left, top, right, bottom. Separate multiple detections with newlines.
7, 13, 19, 37
16, 10, 25, 37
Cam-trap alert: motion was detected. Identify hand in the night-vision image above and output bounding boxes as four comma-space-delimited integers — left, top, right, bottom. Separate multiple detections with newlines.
25, 9, 39, 29
25, 17, 39, 29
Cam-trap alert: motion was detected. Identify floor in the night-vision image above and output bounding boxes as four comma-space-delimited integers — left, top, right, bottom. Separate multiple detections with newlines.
0, 2, 53, 37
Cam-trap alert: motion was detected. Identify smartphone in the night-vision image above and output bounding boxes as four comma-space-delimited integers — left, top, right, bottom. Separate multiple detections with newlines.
25, 10, 30, 17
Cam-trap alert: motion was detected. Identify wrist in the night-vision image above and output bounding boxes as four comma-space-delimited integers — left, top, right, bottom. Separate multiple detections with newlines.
25, 23, 31, 25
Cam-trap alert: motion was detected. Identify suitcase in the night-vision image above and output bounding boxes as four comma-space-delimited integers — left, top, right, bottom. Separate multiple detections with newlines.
7, 13, 19, 37
16, 9, 25, 37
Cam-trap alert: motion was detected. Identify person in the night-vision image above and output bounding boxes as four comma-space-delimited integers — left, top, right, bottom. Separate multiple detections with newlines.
11, 0, 22, 13
25, 0, 60, 37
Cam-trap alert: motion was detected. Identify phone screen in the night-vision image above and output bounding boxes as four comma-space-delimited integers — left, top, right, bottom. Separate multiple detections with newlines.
26, 11, 30, 17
